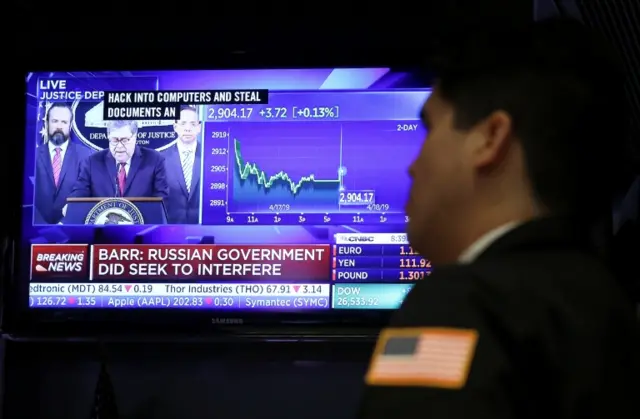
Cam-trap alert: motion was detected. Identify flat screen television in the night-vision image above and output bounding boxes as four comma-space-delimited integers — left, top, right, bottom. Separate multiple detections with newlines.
13, 67, 432, 330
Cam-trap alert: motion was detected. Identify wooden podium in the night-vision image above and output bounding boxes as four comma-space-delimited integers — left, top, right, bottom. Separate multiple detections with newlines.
63, 197, 168, 225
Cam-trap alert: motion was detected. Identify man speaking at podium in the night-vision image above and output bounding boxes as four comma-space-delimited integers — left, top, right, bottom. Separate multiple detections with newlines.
70, 120, 168, 199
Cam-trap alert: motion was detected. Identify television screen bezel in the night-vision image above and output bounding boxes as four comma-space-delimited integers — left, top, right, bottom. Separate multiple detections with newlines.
5, 50, 433, 335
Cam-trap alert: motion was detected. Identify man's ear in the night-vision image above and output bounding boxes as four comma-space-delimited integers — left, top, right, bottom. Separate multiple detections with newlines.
468, 110, 512, 170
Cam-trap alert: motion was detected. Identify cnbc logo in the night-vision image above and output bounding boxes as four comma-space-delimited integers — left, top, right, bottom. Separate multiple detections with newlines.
71, 99, 178, 151
31, 244, 89, 279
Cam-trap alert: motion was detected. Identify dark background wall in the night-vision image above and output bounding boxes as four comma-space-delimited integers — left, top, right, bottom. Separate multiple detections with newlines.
4, 339, 374, 419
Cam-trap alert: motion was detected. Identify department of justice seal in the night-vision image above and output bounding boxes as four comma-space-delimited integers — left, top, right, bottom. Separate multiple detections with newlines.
71, 98, 178, 151
85, 198, 144, 225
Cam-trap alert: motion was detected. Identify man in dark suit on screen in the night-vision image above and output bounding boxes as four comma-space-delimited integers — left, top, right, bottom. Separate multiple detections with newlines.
34, 102, 92, 224
161, 105, 202, 224
69, 120, 168, 199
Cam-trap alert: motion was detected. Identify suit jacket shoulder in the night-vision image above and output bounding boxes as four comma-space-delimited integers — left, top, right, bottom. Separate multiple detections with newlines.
360, 219, 640, 419
88, 148, 110, 163
160, 144, 178, 154
390, 265, 479, 326
139, 146, 165, 164
69, 142, 93, 159
397, 229, 633, 340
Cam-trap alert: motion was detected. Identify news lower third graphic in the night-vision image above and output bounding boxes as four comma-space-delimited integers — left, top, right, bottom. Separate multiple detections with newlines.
38, 78, 268, 121
101, 90, 269, 120
29, 236, 432, 281
36, 76, 268, 151
28, 234, 428, 310
38, 77, 172, 150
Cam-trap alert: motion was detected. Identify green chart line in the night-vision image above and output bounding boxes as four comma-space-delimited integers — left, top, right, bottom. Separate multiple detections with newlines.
233, 138, 341, 195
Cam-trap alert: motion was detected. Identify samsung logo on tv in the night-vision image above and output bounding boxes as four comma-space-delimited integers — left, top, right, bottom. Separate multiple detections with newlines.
211, 317, 243, 325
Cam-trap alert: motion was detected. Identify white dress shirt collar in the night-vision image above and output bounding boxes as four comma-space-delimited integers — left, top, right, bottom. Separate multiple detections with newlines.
48, 139, 69, 156
177, 140, 197, 154
116, 158, 132, 175
457, 222, 521, 264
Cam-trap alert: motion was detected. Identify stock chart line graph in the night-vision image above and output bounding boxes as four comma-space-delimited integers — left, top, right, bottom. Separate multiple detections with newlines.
233, 138, 343, 198
202, 120, 425, 225
228, 120, 420, 214
228, 122, 344, 214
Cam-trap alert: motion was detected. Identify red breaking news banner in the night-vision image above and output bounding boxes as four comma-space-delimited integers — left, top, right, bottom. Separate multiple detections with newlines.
31, 244, 331, 281
31, 244, 90, 280
92, 244, 331, 280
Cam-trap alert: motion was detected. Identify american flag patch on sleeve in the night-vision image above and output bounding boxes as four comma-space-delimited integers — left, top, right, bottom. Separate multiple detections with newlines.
365, 327, 478, 389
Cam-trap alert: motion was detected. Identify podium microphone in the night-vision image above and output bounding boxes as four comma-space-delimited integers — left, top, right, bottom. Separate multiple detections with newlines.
115, 176, 121, 197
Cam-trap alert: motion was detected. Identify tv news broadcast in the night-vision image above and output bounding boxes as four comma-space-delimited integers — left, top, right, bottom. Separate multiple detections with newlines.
23, 68, 431, 313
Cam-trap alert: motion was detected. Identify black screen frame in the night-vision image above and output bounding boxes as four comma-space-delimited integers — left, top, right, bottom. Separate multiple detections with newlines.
4, 48, 435, 336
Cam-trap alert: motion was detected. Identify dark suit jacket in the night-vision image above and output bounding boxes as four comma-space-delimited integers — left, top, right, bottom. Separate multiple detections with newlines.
70, 147, 168, 199
160, 143, 201, 224
34, 142, 92, 224
359, 217, 640, 419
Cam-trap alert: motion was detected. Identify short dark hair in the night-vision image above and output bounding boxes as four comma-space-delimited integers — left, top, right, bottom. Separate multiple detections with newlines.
433, 18, 627, 221
176, 105, 199, 123
106, 120, 138, 136
46, 102, 73, 123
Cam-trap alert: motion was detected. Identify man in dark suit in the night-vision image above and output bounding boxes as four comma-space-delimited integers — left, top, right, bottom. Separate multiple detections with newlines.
70, 120, 168, 199
161, 105, 202, 224
34, 102, 92, 224
359, 19, 640, 419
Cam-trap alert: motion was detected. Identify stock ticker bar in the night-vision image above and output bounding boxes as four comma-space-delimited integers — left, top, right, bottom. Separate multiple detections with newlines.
27, 282, 415, 310
29, 283, 331, 310
28, 295, 330, 310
